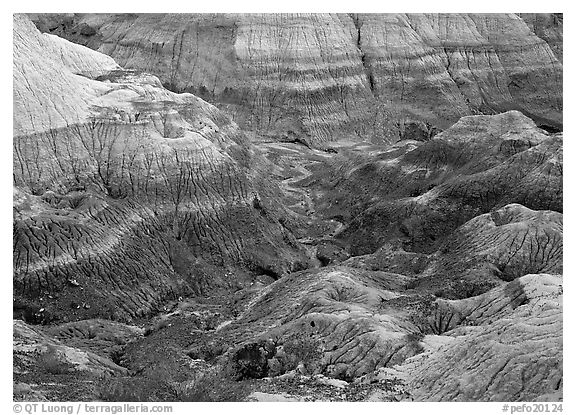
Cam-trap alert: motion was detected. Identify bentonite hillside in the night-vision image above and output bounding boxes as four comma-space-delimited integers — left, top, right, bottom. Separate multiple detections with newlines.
13, 13, 562, 402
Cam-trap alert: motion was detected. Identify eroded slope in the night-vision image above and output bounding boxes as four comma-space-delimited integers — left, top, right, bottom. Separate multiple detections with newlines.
30, 13, 562, 144
13, 14, 309, 323
13, 14, 562, 403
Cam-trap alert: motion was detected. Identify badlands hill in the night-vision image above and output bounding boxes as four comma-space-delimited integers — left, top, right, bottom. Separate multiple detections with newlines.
31, 13, 563, 144
14, 13, 310, 324
13, 13, 562, 402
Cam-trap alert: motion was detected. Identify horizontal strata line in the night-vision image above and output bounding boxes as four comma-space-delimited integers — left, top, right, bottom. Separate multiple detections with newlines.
241, 59, 366, 70
244, 78, 368, 91
15, 210, 149, 275
15, 196, 252, 275
248, 67, 368, 80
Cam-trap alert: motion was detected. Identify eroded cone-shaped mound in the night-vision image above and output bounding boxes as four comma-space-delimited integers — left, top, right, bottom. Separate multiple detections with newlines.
415, 203, 563, 298
402, 274, 563, 401
316, 111, 562, 256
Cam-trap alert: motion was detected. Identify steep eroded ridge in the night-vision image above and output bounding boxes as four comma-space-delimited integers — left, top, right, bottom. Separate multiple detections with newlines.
13, 14, 309, 323
30, 13, 562, 144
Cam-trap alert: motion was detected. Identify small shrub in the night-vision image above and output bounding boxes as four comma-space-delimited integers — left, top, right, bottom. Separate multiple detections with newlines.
38, 345, 74, 375
230, 342, 273, 380
97, 375, 176, 402
186, 340, 226, 362
280, 334, 324, 374
97, 366, 253, 402
404, 332, 425, 355
176, 368, 254, 402
405, 332, 424, 343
